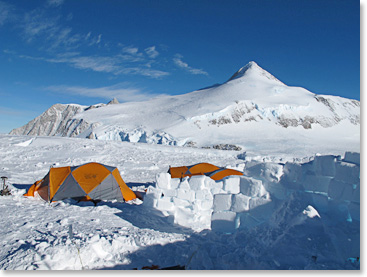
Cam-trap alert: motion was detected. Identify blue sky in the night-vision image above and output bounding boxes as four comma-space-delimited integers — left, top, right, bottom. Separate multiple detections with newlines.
0, 0, 360, 133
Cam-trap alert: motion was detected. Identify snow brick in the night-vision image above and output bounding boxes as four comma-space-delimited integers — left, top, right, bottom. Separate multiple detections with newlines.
302, 174, 332, 193
170, 178, 180, 189
172, 197, 191, 208
189, 175, 206, 191
343, 152, 360, 165
328, 179, 347, 200
213, 194, 232, 212
313, 155, 336, 177
142, 193, 158, 208
283, 162, 303, 184
231, 193, 250, 213
203, 176, 216, 189
211, 211, 237, 233
174, 207, 194, 228
145, 186, 163, 199
239, 176, 266, 197
210, 180, 225, 195
156, 198, 174, 211
199, 200, 213, 210
155, 173, 171, 189
223, 176, 240, 194
161, 189, 177, 198
177, 188, 195, 202
335, 162, 360, 184
178, 178, 190, 189
195, 188, 213, 202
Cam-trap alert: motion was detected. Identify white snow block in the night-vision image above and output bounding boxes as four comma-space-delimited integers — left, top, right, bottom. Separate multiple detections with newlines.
195, 188, 213, 202
311, 193, 329, 213
145, 186, 162, 199
193, 199, 213, 211
155, 173, 171, 189
223, 176, 240, 194
348, 202, 360, 221
142, 193, 158, 208
231, 193, 250, 213
203, 176, 216, 189
161, 189, 177, 198
174, 207, 194, 228
335, 162, 360, 184
178, 178, 190, 189
283, 162, 302, 184
211, 211, 237, 233
302, 174, 332, 193
177, 188, 195, 202
239, 176, 266, 197
344, 152, 360, 165
198, 200, 213, 210
340, 184, 355, 202
213, 194, 232, 212
313, 155, 336, 177
189, 175, 206, 191
328, 179, 347, 200
156, 198, 174, 211
172, 197, 191, 208
210, 180, 225, 195
170, 178, 180, 189
195, 211, 213, 229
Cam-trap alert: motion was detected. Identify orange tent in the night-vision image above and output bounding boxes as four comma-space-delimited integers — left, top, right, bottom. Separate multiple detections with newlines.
168, 163, 243, 181
207, 168, 244, 181
168, 163, 220, 179
24, 162, 136, 202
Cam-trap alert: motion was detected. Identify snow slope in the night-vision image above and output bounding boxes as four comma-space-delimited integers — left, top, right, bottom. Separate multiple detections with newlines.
10, 62, 360, 152
0, 134, 360, 270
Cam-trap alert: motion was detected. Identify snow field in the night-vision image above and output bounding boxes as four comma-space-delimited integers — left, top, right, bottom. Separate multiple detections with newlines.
0, 135, 360, 269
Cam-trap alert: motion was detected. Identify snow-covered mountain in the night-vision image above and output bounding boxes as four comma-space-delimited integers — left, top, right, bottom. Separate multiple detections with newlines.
10, 61, 360, 152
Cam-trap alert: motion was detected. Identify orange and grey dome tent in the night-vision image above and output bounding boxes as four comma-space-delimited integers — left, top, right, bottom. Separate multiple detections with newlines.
168, 162, 243, 181
168, 163, 221, 179
206, 168, 244, 181
24, 162, 136, 202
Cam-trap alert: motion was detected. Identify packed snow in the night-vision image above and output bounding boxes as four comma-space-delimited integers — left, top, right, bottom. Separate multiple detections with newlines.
0, 134, 360, 270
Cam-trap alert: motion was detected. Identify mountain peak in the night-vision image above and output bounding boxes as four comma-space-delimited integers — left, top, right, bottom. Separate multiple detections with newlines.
107, 98, 119, 105
227, 61, 285, 85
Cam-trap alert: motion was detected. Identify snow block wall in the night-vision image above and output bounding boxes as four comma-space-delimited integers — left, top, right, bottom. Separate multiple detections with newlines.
144, 152, 360, 233
143, 173, 271, 232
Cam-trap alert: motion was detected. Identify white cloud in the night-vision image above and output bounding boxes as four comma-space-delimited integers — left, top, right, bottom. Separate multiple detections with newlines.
173, 54, 208, 76
0, 1, 12, 25
145, 46, 159, 59
45, 53, 170, 78
122, 46, 140, 55
47, 0, 64, 7
46, 83, 165, 102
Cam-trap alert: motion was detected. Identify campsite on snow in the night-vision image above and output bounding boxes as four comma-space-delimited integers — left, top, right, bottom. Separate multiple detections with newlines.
0, 62, 360, 270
